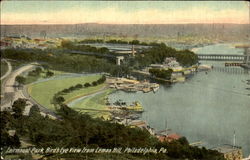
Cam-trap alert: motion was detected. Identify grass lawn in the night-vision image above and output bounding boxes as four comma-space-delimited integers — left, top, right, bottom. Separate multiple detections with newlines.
23, 69, 65, 84
28, 75, 102, 110
63, 83, 106, 104
72, 88, 114, 119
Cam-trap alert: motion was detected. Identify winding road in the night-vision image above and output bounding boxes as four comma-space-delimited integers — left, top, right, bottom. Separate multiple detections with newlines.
1, 62, 59, 119
1, 63, 36, 111
1, 59, 12, 81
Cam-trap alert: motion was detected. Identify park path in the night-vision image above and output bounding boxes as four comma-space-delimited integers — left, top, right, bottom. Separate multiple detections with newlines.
66, 85, 109, 107
1, 63, 36, 111
1, 63, 58, 119
1, 59, 12, 80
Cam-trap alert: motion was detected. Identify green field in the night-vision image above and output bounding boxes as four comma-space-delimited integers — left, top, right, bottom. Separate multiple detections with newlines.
23, 69, 68, 84
71, 88, 114, 119
28, 75, 103, 110
63, 83, 106, 104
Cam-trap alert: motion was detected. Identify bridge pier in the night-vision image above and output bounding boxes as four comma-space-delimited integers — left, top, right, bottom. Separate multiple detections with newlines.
116, 56, 124, 65
244, 48, 250, 66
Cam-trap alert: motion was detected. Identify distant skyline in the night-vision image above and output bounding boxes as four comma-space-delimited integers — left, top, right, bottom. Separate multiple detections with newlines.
1, 1, 249, 25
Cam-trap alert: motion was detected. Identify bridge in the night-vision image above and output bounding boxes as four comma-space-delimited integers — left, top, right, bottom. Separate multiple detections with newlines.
197, 54, 245, 61
197, 45, 250, 68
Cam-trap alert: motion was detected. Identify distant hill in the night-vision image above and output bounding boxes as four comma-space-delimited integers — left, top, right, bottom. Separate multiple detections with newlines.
1, 23, 249, 42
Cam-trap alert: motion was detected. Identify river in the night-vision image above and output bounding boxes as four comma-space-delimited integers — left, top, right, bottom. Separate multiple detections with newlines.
109, 43, 250, 156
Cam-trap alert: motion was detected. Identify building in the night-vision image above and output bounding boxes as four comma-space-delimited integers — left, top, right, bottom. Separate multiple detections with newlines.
164, 57, 180, 68
0, 41, 11, 49
156, 129, 182, 142
213, 144, 243, 160
150, 57, 183, 72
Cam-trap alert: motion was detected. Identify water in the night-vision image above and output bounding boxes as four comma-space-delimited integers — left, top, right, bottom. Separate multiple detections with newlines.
109, 44, 250, 156
194, 43, 244, 55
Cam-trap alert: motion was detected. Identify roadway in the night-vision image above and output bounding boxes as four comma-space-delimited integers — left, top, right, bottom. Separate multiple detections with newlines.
1, 62, 59, 119
1, 59, 12, 81
1, 63, 36, 111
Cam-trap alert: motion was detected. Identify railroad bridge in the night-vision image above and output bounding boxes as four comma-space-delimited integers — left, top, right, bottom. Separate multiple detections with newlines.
197, 54, 245, 61
197, 46, 250, 67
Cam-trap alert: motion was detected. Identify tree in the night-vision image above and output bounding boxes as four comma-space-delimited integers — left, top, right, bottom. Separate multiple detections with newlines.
99, 47, 109, 54
12, 98, 27, 119
1, 131, 20, 147
130, 40, 140, 45
35, 67, 42, 73
46, 70, 54, 77
84, 83, 91, 87
61, 40, 74, 48
41, 64, 50, 71
29, 105, 40, 116
55, 96, 65, 104
92, 81, 98, 86
0, 111, 12, 129
149, 68, 173, 80
15, 76, 26, 85
75, 84, 83, 89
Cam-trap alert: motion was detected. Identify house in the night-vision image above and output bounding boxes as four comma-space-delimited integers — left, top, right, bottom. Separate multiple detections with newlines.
0, 41, 11, 49
212, 144, 243, 160
129, 120, 148, 129
164, 57, 180, 68
156, 129, 182, 142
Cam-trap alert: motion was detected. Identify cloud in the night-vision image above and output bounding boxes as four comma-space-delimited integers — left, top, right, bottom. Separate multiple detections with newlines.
1, 6, 248, 24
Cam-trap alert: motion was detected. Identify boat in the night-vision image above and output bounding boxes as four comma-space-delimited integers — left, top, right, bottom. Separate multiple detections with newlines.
109, 101, 143, 113
152, 85, 160, 92
124, 101, 144, 113
198, 64, 212, 71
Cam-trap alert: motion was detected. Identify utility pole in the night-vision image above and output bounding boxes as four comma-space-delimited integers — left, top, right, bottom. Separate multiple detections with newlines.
233, 130, 236, 148
165, 119, 168, 135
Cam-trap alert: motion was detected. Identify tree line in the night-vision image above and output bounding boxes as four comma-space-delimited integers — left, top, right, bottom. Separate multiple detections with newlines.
79, 38, 153, 46
15, 67, 54, 85
1, 49, 127, 77
52, 75, 106, 105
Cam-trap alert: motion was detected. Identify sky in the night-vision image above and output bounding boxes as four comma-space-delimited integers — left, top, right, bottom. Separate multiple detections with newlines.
1, 1, 249, 25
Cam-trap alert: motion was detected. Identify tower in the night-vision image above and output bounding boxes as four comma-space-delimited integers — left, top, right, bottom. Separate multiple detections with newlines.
132, 45, 135, 56
233, 130, 236, 148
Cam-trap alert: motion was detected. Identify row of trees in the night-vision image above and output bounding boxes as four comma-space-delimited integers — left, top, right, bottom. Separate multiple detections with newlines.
61, 40, 110, 54
79, 39, 152, 46
15, 67, 54, 85
2, 49, 125, 76
78, 38, 160, 46
52, 76, 106, 105
27, 67, 42, 77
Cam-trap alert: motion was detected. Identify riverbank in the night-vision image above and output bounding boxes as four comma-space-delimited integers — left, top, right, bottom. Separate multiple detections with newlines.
109, 43, 250, 156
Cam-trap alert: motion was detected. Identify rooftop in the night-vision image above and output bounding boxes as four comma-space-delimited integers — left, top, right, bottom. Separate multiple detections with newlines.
212, 144, 242, 154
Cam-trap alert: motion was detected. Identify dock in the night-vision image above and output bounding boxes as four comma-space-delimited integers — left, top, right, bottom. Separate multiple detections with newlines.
106, 77, 160, 93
